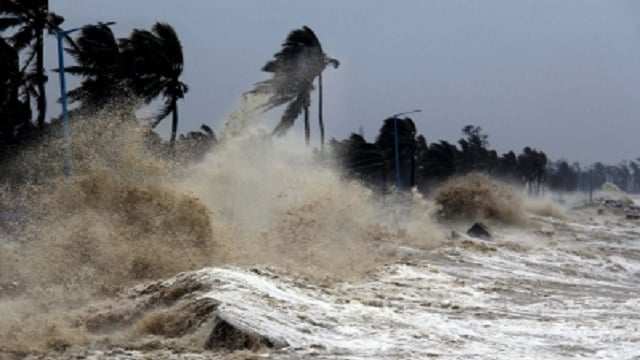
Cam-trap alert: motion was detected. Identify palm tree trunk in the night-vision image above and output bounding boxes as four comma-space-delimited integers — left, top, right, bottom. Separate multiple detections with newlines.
304, 106, 310, 146
318, 72, 324, 151
410, 146, 416, 188
36, 28, 46, 128
170, 97, 178, 148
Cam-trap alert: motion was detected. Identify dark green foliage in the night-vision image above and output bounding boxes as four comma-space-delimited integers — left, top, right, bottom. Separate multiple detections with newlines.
457, 125, 498, 175
547, 160, 578, 192
0, 0, 64, 128
120, 22, 188, 147
1, 10, 638, 194
421, 140, 459, 181
333, 119, 640, 196
62, 24, 129, 110
0, 37, 32, 149
332, 121, 557, 195
59, 22, 188, 148
0, 18, 197, 176
517, 147, 547, 195
251, 26, 339, 146
375, 117, 417, 189
331, 133, 389, 191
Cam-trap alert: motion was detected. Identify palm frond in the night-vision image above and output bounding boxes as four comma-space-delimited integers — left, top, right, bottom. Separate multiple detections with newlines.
149, 100, 173, 128
327, 57, 340, 68
45, 12, 63, 34
200, 124, 214, 136
10, 25, 33, 50
19, 46, 36, 74
248, 26, 337, 138
262, 26, 323, 73
59, 65, 92, 76
119, 22, 186, 133
272, 92, 308, 136
151, 22, 183, 67
0, 16, 22, 31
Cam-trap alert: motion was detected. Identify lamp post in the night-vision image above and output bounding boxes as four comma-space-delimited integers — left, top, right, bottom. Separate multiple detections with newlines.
390, 109, 421, 191
589, 166, 593, 204
57, 22, 115, 177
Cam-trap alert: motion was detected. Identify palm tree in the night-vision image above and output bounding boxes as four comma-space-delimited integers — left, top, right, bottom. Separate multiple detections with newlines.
497, 150, 519, 181
332, 133, 389, 190
422, 140, 460, 181
251, 26, 339, 147
517, 147, 547, 195
375, 117, 418, 189
0, 0, 63, 128
0, 37, 31, 146
62, 24, 128, 110
121, 22, 188, 147
317, 60, 338, 150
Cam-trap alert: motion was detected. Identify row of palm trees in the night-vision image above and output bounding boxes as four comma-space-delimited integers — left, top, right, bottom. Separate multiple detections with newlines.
1, 2, 338, 153
548, 159, 640, 194
331, 122, 549, 195
3, 6, 634, 196
63, 22, 188, 146
0, 1, 189, 151
0, 0, 63, 129
331, 119, 640, 196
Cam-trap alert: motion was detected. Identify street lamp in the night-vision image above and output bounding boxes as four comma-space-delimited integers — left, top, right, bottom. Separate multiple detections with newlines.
57, 22, 115, 177
589, 165, 593, 203
390, 109, 421, 191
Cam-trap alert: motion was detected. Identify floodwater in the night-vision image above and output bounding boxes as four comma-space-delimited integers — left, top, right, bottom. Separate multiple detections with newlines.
9, 205, 639, 360
1, 106, 639, 359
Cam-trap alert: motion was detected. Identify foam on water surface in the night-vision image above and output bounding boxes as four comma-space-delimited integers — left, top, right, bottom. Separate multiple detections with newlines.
1, 102, 639, 359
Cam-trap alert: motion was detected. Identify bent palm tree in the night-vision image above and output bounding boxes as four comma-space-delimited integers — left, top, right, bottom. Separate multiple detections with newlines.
121, 22, 188, 147
62, 24, 128, 110
0, 0, 63, 128
251, 26, 338, 146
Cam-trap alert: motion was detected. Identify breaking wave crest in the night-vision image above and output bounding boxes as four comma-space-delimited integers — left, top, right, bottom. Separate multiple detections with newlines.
433, 172, 528, 225
0, 102, 446, 353
0, 99, 573, 355
433, 172, 566, 225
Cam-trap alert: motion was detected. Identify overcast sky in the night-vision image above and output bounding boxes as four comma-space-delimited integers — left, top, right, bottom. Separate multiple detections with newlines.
44, 1, 640, 165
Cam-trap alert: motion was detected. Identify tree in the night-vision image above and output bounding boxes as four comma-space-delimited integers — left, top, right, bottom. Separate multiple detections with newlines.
607, 162, 631, 192
174, 124, 217, 163
547, 160, 578, 192
0, 37, 31, 148
517, 147, 547, 195
250, 26, 339, 147
62, 24, 129, 110
121, 22, 188, 147
0, 0, 63, 128
421, 140, 459, 182
590, 162, 607, 190
458, 125, 494, 174
461, 125, 489, 148
375, 117, 418, 189
332, 133, 388, 191
497, 151, 519, 182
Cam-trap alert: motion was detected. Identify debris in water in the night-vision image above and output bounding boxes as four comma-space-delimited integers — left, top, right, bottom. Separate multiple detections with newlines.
205, 314, 289, 351
467, 222, 492, 240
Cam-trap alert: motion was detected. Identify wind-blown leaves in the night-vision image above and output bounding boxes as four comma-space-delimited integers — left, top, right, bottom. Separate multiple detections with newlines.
61, 24, 128, 108
250, 26, 339, 144
0, 0, 64, 127
120, 22, 188, 146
